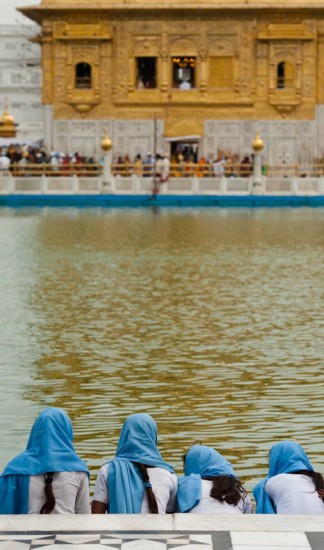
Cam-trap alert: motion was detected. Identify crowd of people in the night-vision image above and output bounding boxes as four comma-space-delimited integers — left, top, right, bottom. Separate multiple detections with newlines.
0, 408, 323, 515
0, 145, 255, 179
112, 151, 254, 178
0, 146, 99, 176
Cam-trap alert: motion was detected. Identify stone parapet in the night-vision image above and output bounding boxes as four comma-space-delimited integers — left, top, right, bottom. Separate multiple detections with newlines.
1, 514, 324, 549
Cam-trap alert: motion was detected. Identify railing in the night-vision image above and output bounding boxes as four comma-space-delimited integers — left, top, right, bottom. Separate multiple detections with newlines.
1, 163, 324, 179
7, 163, 102, 177
265, 164, 324, 178
112, 163, 248, 177
111, 163, 324, 178
1, 173, 324, 196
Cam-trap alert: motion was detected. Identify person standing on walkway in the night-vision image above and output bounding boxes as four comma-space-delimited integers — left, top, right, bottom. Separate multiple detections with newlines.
177, 444, 252, 514
253, 441, 324, 514
0, 408, 90, 514
92, 413, 177, 514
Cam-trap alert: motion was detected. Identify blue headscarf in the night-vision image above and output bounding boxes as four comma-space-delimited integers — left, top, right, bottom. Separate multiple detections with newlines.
0, 407, 89, 514
107, 413, 174, 513
253, 441, 314, 514
177, 445, 237, 512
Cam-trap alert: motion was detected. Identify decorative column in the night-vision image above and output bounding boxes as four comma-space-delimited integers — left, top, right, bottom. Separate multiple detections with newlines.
251, 133, 265, 195
100, 130, 114, 193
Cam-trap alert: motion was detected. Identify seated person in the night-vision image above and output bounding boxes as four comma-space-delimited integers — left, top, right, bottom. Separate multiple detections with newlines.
0, 408, 90, 514
92, 413, 177, 514
253, 441, 324, 514
177, 444, 252, 514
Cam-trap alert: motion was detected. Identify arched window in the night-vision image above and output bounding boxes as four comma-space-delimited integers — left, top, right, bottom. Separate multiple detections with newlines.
75, 62, 92, 89
277, 61, 294, 89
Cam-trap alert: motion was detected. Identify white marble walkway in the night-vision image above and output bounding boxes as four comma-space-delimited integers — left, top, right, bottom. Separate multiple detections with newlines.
1, 516, 324, 550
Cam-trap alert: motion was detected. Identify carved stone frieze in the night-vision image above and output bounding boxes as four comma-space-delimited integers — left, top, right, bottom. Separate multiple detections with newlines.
70, 122, 96, 133
169, 35, 199, 54
133, 35, 161, 56
208, 37, 236, 56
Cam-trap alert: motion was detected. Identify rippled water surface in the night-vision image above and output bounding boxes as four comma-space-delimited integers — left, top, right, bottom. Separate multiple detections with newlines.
0, 207, 323, 490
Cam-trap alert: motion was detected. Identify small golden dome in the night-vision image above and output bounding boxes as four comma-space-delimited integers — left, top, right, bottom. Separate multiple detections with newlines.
0, 108, 15, 126
101, 130, 113, 152
252, 133, 264, 152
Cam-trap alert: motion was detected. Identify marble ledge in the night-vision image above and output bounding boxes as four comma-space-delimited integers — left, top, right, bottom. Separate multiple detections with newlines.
1, 515, 324, 534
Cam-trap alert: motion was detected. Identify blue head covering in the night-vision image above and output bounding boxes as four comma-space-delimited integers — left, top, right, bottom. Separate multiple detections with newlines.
0, 407, 89, 514
107, 413, 174, 513
177, 445, 237, 512
253, 441, 314, 514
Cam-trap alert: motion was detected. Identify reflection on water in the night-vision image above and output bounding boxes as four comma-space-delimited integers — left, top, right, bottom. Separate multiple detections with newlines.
0, 207, 323, 490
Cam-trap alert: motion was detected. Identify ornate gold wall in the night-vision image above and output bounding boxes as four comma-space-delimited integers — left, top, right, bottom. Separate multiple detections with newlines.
21, 1, 324, 138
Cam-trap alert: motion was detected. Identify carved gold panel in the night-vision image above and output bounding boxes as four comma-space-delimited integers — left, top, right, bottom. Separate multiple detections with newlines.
268, 43, 302, 114
65, 44, 101, 115
53, 22, 112, 40
132, 36, 160, 56
169, 35, 199, 55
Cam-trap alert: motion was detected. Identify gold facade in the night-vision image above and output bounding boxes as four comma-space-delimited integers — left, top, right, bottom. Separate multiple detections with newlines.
21, 0, 324, 137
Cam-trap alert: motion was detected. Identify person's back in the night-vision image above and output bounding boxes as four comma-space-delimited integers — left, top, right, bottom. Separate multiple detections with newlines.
265, 473, 324, 515
92, 413, 177, 514
0, 153, 10, 171
189, 478, 251, 514
177, 444, 252, 515
0, 407, 90, 515
253, 441, 324, 514
93, 463, 177, 514
28, 471, 90, 514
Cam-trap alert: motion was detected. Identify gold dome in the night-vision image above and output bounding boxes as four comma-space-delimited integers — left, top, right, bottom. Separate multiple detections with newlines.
0, 104, 16, 137
100, 130, 113, 152
1, 108, 15, 126
252, 133, 264, 152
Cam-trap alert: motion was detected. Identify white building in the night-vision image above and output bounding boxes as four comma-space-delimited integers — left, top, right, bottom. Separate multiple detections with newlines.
0, 24, 43, 143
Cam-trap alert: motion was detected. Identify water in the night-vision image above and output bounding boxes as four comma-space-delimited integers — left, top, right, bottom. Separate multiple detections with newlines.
0, 207, 323, 492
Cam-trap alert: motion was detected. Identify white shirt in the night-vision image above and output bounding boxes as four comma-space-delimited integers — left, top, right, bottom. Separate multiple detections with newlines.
188, 479, 252, 514
213, 159, 226, 176
179, 81, 191, 90
28, 471, 90, 514
161, 157, 170, 178
0, 155, 10, 170
265, 473, 324, 515
93, 463, 178, 513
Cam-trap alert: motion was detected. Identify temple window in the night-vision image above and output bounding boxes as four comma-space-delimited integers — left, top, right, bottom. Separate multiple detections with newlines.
75, 62, 92, 89
209, 56, 234, 89
172, 57, 196, 89
277, 61, 294, 89
136, 57, 157, 89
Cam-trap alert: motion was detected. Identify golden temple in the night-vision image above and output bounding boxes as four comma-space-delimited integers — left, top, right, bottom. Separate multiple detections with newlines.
19, 0, 324, 162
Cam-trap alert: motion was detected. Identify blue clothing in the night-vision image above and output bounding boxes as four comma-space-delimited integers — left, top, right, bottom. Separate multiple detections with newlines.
0, 408, 89, 514
107, 413, 174, 513
253, 441, 314, 514
177, 445, 237, 513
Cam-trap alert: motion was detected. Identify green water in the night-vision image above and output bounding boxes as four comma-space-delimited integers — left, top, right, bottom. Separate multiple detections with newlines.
0, 207, 323, 491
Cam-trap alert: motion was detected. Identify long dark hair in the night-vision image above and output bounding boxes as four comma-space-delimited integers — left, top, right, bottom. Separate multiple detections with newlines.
40, 472, 56, 514
134, 462, 159, 514
182, 447, 247, 508
292, 470, 324, 501
203, 475, 247, 507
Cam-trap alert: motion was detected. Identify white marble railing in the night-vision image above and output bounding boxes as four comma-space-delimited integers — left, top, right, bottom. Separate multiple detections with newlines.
0, 174, 324, 195
1, 513, 324, 532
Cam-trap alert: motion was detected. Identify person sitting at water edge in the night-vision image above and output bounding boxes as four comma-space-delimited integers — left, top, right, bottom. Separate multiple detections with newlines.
253, 440, 324, 514
92, 413, 177, 513
0, 407, 90, 514
177, 444, 252, 514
